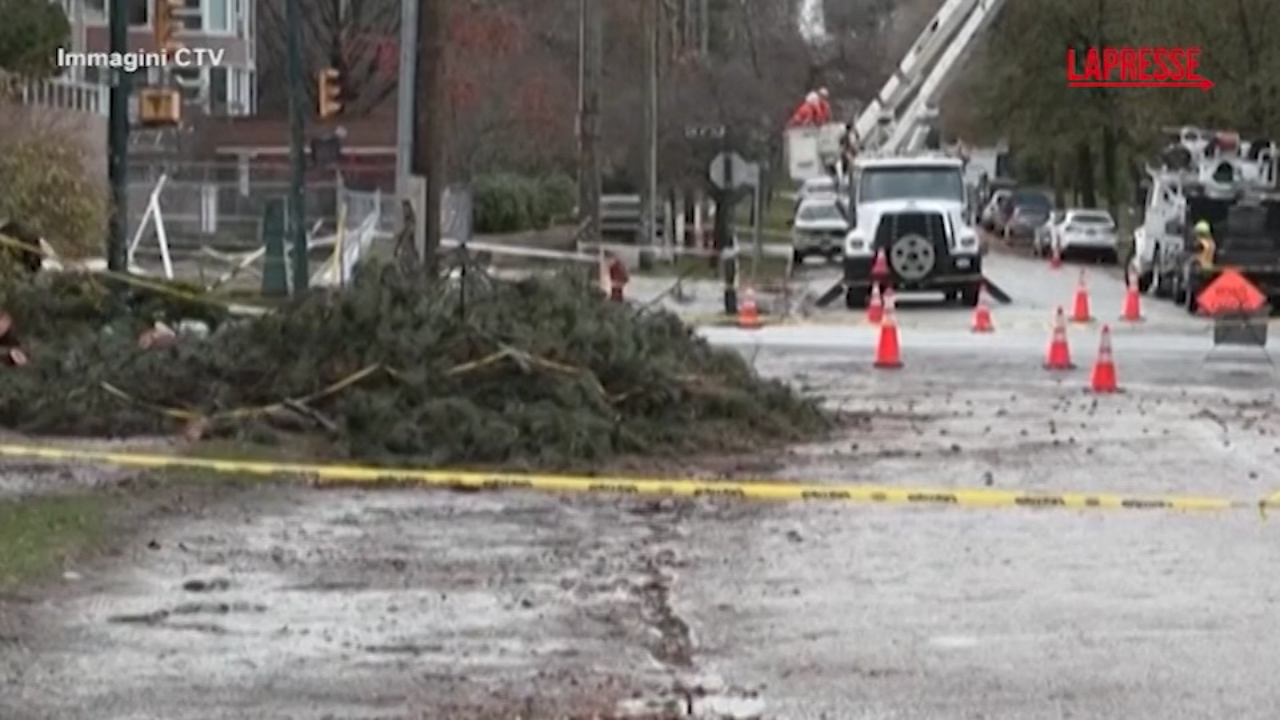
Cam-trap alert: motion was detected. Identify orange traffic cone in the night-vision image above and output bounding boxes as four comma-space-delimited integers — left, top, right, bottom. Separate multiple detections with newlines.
1120, 270, 1142, 322
873, 291, 902, 369
1049, 240, 1062, 269
738, 287, 761, 329
1044, 306, 1074, 370
971, 286, 993, 333
1070, 269, 1092, 322
871, 250, 889, 278
1089, 325, 1119, 393
866, 283, 884, 324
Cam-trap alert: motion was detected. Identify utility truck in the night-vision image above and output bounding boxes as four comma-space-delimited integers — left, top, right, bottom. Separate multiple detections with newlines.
781, 0, 1007, 309
1128, 127, 1280, 311
840, 155, 983, 307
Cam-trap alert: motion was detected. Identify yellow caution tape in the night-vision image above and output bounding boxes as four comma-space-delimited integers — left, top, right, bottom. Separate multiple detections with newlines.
0, 443, 1268, 515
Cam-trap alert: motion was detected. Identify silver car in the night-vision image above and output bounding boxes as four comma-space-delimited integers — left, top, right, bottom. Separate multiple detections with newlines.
790, 197, 848, 264
1034, 208, 1119, 263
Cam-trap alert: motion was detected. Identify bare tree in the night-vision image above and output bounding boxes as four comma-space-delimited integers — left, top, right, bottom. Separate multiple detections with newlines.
257, 0, 399, 116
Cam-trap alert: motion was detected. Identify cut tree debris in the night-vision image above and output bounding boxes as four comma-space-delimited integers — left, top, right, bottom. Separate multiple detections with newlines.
0, 263, 831, 468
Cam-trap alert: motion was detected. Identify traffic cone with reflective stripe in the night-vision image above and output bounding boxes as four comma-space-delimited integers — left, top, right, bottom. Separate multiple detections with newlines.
866, 283, 884, 324
1044, 306, 1074, 370
1120, 270, 1142, 322
874, 291, 902, 369
871, 249, 889, 277
1070, 269, 1092, 322
738, 287, 761, 329
971, 286, 994, 333
1089, 325, 1119, 393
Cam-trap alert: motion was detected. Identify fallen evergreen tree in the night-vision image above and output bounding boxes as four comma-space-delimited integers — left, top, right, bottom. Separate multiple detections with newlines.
0, 265, 830, 468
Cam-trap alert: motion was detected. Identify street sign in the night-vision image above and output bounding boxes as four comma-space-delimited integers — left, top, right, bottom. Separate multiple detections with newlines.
1197, 269, 1267, 314
709, 151, 758, 190
685, 124, 726, 139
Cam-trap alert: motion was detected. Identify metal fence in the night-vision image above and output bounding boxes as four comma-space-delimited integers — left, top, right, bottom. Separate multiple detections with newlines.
129, 158, 475, 285
130, 160, 395, 251
336, 182, 474, 242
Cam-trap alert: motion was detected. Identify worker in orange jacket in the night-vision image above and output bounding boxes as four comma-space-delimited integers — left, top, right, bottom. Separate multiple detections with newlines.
787, 92, 820, 127
814, 88, 832, 124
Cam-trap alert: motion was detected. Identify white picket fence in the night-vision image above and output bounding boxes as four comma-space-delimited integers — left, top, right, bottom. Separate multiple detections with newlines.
310, 188, 389, 287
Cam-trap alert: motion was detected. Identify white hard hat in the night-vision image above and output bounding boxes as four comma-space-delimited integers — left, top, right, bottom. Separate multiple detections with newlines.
805, 92, 819, 102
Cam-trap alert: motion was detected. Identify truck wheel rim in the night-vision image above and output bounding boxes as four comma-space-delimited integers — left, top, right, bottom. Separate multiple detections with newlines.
890, 234, 935, 280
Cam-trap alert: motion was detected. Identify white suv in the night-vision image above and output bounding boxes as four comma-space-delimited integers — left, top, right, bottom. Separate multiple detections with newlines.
1034, 208, 1118, 263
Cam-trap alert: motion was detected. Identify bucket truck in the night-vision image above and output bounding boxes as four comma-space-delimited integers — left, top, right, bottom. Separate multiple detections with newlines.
784, 0, 1006, 308
1129, 127, 1280, 312
783, 0, 1008, 181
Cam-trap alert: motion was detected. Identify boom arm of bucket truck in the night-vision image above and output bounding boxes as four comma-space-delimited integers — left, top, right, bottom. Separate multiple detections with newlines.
879, 0, 1008, 154
854, 0, 990, 151
784, 0, 1007, 180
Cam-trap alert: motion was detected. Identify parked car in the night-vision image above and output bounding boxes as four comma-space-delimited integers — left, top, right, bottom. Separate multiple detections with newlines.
1033, 208, 1119, 263
794, 175, 847, 211
1003, 189, 1053, 241
789, 196, 848, 264
980, 189, 1012, 231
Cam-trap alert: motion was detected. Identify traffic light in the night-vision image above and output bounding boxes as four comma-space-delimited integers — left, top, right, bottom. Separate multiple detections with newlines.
318, 68, 342, 118
138, 87, 181, 127
154, 0, 184, 58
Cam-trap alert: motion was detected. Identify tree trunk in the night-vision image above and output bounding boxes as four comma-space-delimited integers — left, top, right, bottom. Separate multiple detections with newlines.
1075, 139, 1097, 208
1101, 126, 1118, 217
1049, 150, 1065, 208
412, 0, 447, 277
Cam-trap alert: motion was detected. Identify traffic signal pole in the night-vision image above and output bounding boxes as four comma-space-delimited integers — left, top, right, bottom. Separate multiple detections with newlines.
106, 0, 130, 273
285, 0, 308, 293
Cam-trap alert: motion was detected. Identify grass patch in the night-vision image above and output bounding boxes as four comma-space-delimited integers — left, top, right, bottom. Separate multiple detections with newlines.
0, 494, 106, 591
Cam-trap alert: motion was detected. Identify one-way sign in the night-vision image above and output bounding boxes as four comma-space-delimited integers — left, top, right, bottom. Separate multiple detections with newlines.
709, 151, 758, 190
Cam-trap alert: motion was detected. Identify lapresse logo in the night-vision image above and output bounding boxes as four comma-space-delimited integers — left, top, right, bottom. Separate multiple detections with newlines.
1065, 46, 1213, 90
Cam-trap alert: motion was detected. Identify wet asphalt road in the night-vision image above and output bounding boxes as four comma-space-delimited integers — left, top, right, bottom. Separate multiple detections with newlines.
5, 251, 1280, 719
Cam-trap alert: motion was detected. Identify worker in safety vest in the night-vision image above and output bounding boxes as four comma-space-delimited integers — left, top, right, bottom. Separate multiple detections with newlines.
814, 88, 832, 123
787, 92, 819, 127
1193, 220, 1216, 269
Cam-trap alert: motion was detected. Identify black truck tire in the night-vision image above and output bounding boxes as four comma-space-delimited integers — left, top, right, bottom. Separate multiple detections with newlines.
845, 286, 867, 309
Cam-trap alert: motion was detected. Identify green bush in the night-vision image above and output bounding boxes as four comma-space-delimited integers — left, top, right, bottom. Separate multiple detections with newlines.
0, 132, 108, 258
538, 173, 576, 222
473, 172, 576, 234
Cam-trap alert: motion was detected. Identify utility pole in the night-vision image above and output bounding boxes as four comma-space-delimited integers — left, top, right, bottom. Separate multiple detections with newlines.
395, 0, 419, 200
412, 0, 447, 275
641, 0, 659, 249
576, 0, 585, 219
285, 0, 308, 292
106, 0, 130, 273
699, 0, 710, 55
577, 0, 602, 242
